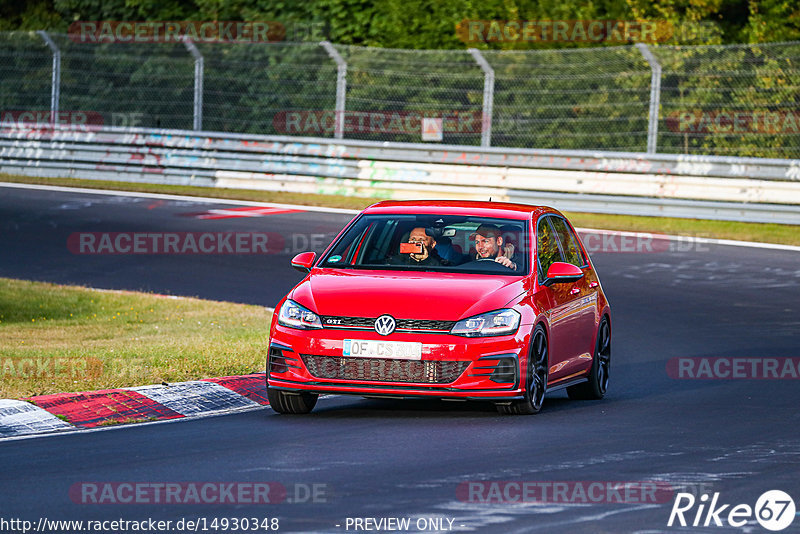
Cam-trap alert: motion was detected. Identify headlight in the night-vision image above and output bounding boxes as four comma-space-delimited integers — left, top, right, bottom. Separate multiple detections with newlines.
450, 309, 521, 337
278, 299, 322, 330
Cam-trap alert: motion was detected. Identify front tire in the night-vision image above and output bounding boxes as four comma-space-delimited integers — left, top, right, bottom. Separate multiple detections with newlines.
567, 316, 610, 400
267, 387, 318, 414
497, 325, 548, 415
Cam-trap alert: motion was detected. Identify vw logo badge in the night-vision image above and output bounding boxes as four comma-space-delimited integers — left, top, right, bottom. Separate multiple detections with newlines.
374, 314, 396, 336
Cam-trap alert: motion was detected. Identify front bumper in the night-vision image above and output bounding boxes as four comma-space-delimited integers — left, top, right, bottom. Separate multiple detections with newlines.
266, 324, 531, 401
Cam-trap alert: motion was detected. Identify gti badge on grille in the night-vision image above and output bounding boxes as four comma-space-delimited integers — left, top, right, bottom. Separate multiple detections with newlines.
374, 314, 396, 336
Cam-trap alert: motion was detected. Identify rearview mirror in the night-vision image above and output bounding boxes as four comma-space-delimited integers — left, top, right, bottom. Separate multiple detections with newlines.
543, 262, 584, 286
291, 252, 317, 273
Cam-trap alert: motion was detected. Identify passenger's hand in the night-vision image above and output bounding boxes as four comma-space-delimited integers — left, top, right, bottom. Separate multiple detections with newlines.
411, 244, 429, 262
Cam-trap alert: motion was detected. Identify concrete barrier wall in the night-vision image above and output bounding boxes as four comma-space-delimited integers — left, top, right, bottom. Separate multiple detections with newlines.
1, 125, 798, 224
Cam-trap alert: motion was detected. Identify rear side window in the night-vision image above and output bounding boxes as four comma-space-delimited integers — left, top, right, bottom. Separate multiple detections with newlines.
549, 217, 586, 267
536, 217, 563, 280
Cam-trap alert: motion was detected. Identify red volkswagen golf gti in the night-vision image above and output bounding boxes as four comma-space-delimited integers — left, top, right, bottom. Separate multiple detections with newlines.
267, 200, 611, 415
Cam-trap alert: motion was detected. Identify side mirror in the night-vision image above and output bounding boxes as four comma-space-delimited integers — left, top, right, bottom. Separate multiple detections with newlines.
543, 262, 584, 286
291, 251, 317, 273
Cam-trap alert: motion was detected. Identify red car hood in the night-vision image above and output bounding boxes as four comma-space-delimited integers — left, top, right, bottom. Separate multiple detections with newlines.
290, 268, 526, 320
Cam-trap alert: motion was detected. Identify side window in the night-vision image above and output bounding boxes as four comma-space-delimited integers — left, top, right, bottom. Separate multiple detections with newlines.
549, 217, 586, 267
362, 220, 396, 264
537, 217, 563, 280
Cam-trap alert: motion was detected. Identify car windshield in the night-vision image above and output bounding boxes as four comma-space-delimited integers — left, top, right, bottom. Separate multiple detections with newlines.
319, 214, 529, 275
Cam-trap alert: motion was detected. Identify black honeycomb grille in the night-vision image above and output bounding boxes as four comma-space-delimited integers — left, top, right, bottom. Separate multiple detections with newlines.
301, 355, 468, 384
320, 316, 455, 332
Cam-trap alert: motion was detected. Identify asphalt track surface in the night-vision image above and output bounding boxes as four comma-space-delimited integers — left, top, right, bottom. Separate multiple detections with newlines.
1, 184, 799, 533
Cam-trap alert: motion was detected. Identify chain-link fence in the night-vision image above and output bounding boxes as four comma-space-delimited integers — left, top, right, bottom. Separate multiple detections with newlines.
2, 31, 799, 158
0, 33, 53, 115
653, 42, 800, 158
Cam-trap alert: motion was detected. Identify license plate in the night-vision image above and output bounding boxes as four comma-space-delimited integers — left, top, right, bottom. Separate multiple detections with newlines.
343, 339, 422, 360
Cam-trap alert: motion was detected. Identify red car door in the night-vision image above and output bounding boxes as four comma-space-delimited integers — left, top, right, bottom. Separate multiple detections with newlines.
535, 216, 594, 384
549, 216, 597, 379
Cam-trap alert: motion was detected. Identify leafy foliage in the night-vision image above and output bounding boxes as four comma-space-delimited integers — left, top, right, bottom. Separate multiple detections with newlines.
1, 0, 796, 45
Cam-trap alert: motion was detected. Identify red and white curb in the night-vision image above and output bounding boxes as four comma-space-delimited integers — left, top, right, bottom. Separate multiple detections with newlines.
0, 373, 269, 439
0, 399, 74, 436
183, 206, 303, 219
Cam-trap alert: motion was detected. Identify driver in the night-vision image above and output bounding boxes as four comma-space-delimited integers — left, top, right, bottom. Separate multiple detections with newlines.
471, 224, 521, 271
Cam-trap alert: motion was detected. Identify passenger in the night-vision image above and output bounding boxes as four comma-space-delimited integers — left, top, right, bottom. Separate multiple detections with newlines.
389, 227, 446, 266
469, 224, 522, 271
432, 235, 466, 264
500, 224, 522, 253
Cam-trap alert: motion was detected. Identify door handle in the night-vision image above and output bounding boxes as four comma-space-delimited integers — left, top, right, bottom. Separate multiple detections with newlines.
589, 281, 599, 288
570, 287, 580, 295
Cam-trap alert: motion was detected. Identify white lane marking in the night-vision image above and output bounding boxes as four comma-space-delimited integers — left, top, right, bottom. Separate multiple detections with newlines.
0, 399, 73, 437
574, 226, 800, 253
0, 181, 361, 214
2, 181, 797, 252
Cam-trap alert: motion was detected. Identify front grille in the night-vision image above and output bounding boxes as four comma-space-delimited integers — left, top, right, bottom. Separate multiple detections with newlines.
320, 316, 456, 333
320, 316, 373, 329
301, 354, 468, 384
396, 319, 456, 331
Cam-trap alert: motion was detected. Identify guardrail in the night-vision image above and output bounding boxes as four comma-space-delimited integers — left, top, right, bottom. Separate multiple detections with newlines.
1, 125, 799, 224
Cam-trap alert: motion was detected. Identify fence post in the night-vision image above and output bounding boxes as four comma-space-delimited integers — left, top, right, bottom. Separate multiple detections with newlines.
320, 41, 347, 140
36, 31, 60, 126
636, 43, 662, 154
468, 49, 494, 148
182, 38, 204, 131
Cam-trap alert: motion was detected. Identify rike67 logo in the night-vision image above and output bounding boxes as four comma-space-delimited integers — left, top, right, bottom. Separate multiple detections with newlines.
668, 490, 795, 531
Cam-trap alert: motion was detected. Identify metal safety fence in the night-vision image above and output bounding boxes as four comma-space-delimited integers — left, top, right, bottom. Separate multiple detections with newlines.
2, 32, 800, 158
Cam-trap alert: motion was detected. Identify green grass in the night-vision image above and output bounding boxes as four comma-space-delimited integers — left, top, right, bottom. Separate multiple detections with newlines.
0, 278, 271, 399
96, 417, 156, 427
2, 173, 797, 246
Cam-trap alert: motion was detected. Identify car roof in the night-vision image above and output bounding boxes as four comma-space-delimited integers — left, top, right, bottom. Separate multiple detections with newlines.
362, 200, 557, 220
